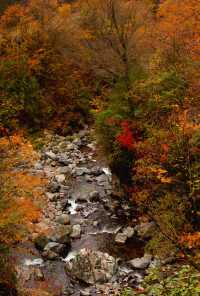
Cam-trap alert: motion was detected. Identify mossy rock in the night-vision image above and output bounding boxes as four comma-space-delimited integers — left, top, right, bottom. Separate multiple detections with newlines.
34, 235, 49, 251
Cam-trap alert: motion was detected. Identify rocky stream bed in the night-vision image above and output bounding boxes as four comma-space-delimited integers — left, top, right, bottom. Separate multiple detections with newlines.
11, 128, 157, 296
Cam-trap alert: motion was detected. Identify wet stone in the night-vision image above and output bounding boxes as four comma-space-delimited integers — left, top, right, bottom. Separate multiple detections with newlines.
129, 254, 152, 269
70, 225, 81, 239
45, 151, 57, 160
56, 214, 70, 225
55, 174, 66, 184
115, 233, 127, 244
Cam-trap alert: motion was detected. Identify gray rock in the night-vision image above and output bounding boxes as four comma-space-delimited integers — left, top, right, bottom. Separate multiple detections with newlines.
122, 226, 134, 238
58, 156, 70, 166
93, 221, 99, 227
34, 235, 49, 251
75, 167, 90, 176
74, 192, 88, 202
44, 242, 66, 256
80, 288, 91, 296
90, 166, 102, 176
58, 166, 71, 174
24, 258, 44, 267
55, 174, 66, 184
45, 192, 58, 202
56, 214, 70, 225
65, 248, 118, 284
85, 175, 93, 182
87, 143, 96, 150
129, 254, 152, 269
73, 138, 82, 147
71, 225, 81, 239
96, 174, 109, 184
45, 151, 57, 160
67, 143, 77, 151
34, 161, 43, 170
149, 257, 161, 268
63, 287, 75, 296
115, 233, 127, 244
49, 225, 72, 244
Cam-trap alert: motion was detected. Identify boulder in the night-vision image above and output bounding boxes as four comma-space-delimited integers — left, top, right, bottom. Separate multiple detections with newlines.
90, 166, 102, 176
129, 254, 152, 269
96, 174, 109, 185
34, 161, 43, 170
58, 156, 70, 166
49, 225, 72, 244
55, 174, 65, 184
44, 242, 67, 256
70, 225, 81, 239
34, 235, 49, 251
75, 167, 90, 176
45, 151, 57, 160
58, 166, 71, 174
24, 258, 44, 267
85, 175, 93, 182
66, 143, 77, 151
115, 233, 127, 244
65, 249, 118, 284
73, 138, 82, 147
74, 192, 88, 202
122, 226, 134, 238
56, 214, 70, 225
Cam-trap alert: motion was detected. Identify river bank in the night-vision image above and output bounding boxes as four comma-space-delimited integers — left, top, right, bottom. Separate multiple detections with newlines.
10, 127, 157, 296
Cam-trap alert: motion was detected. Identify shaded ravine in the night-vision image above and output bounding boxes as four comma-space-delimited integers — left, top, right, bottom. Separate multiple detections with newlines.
12, 128, 148, 296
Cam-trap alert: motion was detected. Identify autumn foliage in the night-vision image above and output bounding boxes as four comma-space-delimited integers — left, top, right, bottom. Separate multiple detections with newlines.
116, 121, 136, 151
94, 0, 200, 265
0, 133, 46, 290
0, 134, 45, 244
0, 0, 200, 277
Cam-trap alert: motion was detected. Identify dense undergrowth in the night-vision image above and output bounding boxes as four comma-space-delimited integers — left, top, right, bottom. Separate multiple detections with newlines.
0, 135, 46, 293
0, 0, 200, 294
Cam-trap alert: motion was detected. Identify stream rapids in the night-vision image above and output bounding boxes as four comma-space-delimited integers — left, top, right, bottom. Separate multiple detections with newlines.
11, 128, 149, 296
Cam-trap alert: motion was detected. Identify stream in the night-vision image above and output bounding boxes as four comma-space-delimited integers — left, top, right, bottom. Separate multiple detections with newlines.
11, 128, 152, 296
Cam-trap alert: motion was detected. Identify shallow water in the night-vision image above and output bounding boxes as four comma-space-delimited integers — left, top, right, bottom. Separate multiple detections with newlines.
11, 131, 144, 295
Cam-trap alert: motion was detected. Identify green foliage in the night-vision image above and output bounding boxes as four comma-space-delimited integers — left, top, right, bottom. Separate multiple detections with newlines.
133, 70, 187, 123
0, 58, 44, 129
96, 66, 199, 261
120, 288, 133, 296
95, 85, 135, 180
141, 265, 200, 296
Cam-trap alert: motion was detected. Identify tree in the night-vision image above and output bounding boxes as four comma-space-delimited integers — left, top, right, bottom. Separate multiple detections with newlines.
77, 0, 151, 85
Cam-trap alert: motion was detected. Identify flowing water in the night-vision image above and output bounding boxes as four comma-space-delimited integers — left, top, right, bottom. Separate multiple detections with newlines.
10, 129, 145, 296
